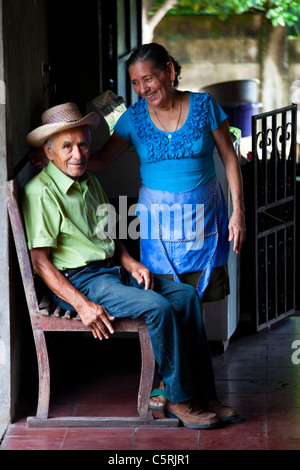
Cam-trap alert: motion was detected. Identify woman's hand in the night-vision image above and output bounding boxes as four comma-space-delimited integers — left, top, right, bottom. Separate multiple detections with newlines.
114, 239, 155, 290
228, 209, 246, 254
28, 147, 49, 169
130, 262, 155, 291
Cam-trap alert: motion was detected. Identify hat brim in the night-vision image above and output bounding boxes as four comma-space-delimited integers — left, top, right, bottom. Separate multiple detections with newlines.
26, 111, 100, 147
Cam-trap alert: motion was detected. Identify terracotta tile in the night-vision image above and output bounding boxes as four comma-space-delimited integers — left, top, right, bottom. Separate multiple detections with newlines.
1, 435, 64, 450
267, 389, 300, 407
3, 422, 66, 438
61, 428, 133, 450
267, 421, 300, 438
267, 437, 300, 450
131, 427, 199, 450
196, 419, 267, 449
217, 393, 267, 409
206, 419, 265, 439
198, 435, 267, 450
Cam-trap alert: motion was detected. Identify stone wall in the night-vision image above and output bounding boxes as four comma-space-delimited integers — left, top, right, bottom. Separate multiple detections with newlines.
0, 0, 49, 441
154, 13, 300, 113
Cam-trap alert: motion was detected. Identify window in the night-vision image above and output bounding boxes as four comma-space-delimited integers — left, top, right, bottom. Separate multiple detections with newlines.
100, 0, 142, 106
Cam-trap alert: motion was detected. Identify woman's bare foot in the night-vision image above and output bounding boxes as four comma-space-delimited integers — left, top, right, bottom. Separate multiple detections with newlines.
149, 381, 166, 409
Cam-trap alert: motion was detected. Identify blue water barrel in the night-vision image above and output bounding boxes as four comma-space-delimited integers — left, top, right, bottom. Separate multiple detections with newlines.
223, 102, 262, 137
201, 79, 262, 137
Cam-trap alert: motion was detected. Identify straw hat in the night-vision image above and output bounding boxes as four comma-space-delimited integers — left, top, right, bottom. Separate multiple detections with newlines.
26, 102, 100, 147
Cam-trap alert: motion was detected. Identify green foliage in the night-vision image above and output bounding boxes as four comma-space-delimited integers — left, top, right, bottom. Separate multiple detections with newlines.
149, 0, 300, 27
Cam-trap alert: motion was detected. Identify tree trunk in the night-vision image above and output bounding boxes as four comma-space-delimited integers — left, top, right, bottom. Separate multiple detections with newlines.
261, 20, 288, 111
142, 0, 178, 43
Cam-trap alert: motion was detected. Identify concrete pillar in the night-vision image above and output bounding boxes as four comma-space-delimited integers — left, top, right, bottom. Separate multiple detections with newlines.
0, 0, 10, 441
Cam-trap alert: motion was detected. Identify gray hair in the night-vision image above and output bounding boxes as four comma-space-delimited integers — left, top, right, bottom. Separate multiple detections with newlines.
45, 125, 92, 150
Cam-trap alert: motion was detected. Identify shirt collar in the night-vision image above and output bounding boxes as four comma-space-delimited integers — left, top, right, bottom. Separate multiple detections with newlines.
45, 161, 89, 194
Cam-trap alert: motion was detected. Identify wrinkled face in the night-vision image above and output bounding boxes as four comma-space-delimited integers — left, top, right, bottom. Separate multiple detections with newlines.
129, 60, 174, 107
43, 126, 90, 181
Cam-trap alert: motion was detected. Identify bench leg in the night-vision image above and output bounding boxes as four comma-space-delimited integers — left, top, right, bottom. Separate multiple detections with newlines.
137, 326, 155, 419
33, 329, 50, 419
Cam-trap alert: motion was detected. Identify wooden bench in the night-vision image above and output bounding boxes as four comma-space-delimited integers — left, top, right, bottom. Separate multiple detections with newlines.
6, 177, 178, 428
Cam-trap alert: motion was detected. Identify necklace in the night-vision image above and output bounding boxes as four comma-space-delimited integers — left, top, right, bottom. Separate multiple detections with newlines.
153, 95, 182, 139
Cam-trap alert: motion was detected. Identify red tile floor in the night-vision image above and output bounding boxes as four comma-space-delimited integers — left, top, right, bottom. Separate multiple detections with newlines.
1, 314, 300, 451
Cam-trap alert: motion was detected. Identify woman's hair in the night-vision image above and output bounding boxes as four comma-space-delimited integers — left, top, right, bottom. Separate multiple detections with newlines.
127, 43, 182, 88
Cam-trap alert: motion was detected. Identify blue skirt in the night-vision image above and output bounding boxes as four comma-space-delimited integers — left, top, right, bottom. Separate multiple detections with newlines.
137, 180, 229, 301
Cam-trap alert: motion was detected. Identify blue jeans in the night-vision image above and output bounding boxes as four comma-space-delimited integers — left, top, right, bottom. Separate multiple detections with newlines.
54, 260, 217, 404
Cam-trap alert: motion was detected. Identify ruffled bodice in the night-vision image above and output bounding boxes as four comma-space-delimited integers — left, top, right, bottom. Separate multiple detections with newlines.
114, 92, 227, 191
128, 93, 211, 163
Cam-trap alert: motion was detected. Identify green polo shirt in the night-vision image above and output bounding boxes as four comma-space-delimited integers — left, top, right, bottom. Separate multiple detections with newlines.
22, 161, 116, 271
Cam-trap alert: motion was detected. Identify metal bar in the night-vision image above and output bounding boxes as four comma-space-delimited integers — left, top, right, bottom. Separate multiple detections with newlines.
252, 104, 296, 331
292, 104, 297, 313
274, 230, 278, 320
282, 110, 287, 200
252, 113, 259, 331
262, 116, 268, 208
256, 195, 294, 211
272, 113, 277, 203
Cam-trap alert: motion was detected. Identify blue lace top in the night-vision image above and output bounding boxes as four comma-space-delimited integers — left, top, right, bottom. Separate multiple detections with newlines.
114, 92, 227, 192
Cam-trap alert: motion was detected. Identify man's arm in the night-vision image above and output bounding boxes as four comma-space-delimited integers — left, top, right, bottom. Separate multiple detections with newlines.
114, 239, 155, 291
30, 247, 115, 340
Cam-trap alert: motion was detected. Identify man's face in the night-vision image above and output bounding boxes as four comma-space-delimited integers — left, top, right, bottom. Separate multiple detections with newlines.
43, 126, 90, 181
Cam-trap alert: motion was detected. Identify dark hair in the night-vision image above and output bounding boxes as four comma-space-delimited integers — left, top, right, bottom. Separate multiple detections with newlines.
127, 43, 182, 88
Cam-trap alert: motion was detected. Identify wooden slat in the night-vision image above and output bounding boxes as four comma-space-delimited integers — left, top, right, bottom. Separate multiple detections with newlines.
27, 416, 179, 428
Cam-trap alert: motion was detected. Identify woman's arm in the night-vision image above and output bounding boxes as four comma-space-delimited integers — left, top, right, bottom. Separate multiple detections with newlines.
114, 239, 155, 291
212, 120, 246, 254
88, 132, 132, 173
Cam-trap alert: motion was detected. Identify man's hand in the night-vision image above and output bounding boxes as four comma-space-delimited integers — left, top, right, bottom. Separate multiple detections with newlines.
76, 299, 115, 340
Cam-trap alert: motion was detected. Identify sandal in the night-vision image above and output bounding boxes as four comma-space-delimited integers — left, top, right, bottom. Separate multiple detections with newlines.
149, 388, 167, 410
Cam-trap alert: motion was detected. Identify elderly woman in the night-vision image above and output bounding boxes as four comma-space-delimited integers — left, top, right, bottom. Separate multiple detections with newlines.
94, 43, 245, 410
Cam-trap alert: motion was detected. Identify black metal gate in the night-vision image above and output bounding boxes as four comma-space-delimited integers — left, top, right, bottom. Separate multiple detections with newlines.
251, 104, 297, 331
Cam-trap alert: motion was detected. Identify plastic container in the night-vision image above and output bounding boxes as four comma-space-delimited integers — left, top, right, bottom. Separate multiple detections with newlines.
223, 102, 262, 137
201, 79, 260, 106
201, 79, 262, 137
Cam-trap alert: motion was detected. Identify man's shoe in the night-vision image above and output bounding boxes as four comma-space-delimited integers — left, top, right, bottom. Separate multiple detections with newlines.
208, 399, 239, 422
165, 400, 220, 429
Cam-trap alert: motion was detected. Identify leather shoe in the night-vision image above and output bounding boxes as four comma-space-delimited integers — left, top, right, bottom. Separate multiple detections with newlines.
208, 399, 239, 422
165, 400, 220, 429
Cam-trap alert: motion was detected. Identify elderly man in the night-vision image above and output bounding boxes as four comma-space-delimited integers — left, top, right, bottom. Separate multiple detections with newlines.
23, 102, 238, 429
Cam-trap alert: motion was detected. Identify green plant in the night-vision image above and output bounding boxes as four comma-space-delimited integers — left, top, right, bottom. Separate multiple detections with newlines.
149, 0, 300, 28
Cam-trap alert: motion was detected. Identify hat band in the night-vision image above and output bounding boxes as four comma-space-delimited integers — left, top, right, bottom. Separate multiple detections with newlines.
44, 118, 82, 125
